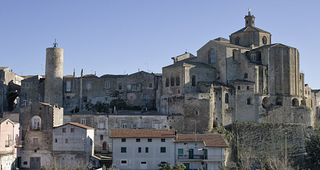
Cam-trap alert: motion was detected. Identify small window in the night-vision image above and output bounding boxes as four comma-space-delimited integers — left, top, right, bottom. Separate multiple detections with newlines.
235, 37, 241, 45
121, 147, 126, 153
247, 98, 252, 105
25, 83, 30, 88
66, 81, 71, 92
100, 135, 103, 140
209, 49, 215, 64
65, 139, 68, 143
149, 83, 152, 88
160, 147, 166, 153
178, 148, 183, 154
71, 128, 74, 132
166, 78, 169, 87
262, 36, 267, 45
161, 138, 165, 142
247, 86, 249, 90
244, 73, 248, 78
120, 160, 127, 165
105, 82, 110, 89
176, 76, 180, 86
148, 139, 152, 142
143, 94, 147, 100
145, 147, 149, 153
171, 77, 175, 86
55, 139, 57, 143
86, 83, 91, 89
122, 123, 128, 129
238, 86, 240, 90
191, 75, 196, 86
83, 96, 87, 102
62, 128, 66, 133
138, 147, 141, 153
118, 83, 122, 90
99, 123, 104, 129
225, 93, 229, 103
80, 118, 86, 125
122, 138, 126, 142
136, 138, 141, 142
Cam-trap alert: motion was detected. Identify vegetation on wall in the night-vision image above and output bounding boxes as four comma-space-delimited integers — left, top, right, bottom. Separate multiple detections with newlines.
305, 131, 320, 170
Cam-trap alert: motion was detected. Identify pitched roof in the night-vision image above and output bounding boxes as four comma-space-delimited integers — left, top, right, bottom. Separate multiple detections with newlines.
0, 118, 16, 125
232, 26, 270, 34
69, 122, 94, 129
175, 134, 228, 147
163, 60, 215, 69
110, 129, 175, 138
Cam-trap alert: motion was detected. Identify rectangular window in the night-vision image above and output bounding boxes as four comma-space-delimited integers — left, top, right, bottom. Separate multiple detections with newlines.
83, 96, 88, 102
121, 138, 126, 142
149, 83, 152, 88
143, 94, 147, 100
178, 148, 183, 154
99, 123, 104, 129
127, 84, 131, 91
105, 82, 110, 89
71, 128, 74, 132
55, 139, 57, 143
130, 96, 133, 104
80, 118, 86, 125
161, 138, 165, 142
166, 78, 169, 87
160, 147, 166, 153
100, 135, 103, 140
145, 147, 149, 153
136, 138, 140, 142
118, 83, 122, 90
86, 83, 91, 89
62, 128, 66, 133
176, 76, 180, 86
121, 147, 126, 153
65, 139, 68, 143
25, 83, 30, 88
171, 77, 174, 86
66, 81, 71, 92
138, 147, 141, 153
148, 138, 152, 142
33, 138, 39, 147
122, 123, 128, 129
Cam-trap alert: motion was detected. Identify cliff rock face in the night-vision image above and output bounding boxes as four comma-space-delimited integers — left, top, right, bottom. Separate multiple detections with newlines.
231, 123, 313, 168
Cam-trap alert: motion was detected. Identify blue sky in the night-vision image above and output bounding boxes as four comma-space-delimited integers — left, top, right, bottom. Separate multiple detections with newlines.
1, 1, 320, 88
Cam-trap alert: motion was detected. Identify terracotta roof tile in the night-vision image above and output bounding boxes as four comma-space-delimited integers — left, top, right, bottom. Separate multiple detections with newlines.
69, 122, 94, 129
175, 134, 228, 147
110, 129, 175, 138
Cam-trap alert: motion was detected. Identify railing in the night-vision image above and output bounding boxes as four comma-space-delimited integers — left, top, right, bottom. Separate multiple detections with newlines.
15, 141, 24, 148
178, 154, 224, 160
178, 154, 204, 159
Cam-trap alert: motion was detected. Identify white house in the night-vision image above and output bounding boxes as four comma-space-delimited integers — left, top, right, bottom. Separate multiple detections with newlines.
52, 122, 95, 168
0, 118, 21, 170
110, 129, 176, 170
174, 134, 228, 170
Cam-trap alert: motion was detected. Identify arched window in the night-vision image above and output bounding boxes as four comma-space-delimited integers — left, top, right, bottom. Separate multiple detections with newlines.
235, 37, 241, 45
171, 76, 174, 86
103, 142, 107, 151
262, 97, 270, 109
225, 93, 229, 103
176, 76, 180, 86
292, 98, 299, 107
276, 97, 283, 106
191, 75, 196, 86
208, 49, 215, 64
247, 97, 252, 105
31, 116, 41, 130
165, 78, 169, 87
244, 73, 248, 79
262, 36, 267, 45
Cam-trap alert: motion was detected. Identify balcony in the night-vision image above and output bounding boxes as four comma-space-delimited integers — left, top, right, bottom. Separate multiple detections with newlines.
15, 141, 24, 148
178, 154, 204, 159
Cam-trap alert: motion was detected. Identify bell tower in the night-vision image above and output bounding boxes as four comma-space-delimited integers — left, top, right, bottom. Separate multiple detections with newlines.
245, 8, 255, 27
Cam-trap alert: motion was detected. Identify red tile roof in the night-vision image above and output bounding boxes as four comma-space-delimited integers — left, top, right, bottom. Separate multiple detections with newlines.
175, 134, 228, 147
110, 129, 175, 138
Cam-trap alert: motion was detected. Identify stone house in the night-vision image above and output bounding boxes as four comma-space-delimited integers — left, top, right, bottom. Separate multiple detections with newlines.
19, 102, 63, 169
110, 129, 176, 170
0, 118, 21, 170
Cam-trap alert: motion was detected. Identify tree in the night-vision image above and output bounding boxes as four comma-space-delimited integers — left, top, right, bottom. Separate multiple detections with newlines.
173, 163, 186, 170
158, 162, 173, 170
306, 132, 320, 170
107, 164, 120, 170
